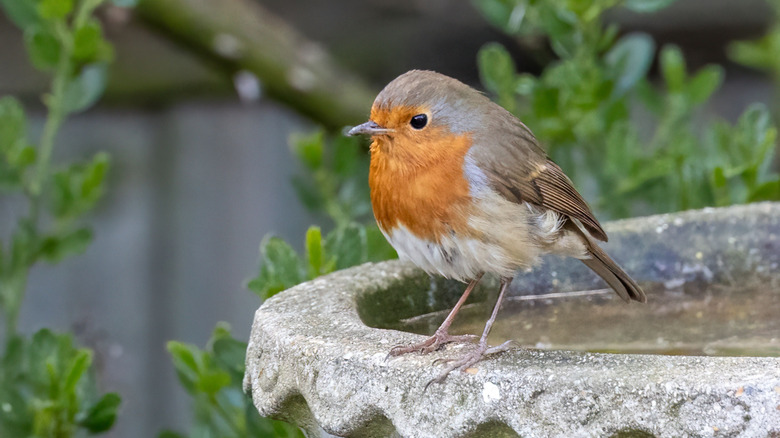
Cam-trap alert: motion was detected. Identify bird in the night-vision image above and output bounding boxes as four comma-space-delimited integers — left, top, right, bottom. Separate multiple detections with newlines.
348, 70, 646, 383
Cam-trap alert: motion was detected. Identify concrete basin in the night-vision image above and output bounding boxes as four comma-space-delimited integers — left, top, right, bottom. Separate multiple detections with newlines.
244, 203, 780, 437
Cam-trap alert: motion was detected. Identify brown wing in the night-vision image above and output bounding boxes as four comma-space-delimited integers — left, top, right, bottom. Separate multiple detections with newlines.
470, 122, 608, 242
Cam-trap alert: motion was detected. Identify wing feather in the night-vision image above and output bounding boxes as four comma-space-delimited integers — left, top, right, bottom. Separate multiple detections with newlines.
469, 119, 608, 241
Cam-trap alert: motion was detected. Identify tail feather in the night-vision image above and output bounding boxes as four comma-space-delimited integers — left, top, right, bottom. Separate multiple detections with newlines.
581, 240, 646, 303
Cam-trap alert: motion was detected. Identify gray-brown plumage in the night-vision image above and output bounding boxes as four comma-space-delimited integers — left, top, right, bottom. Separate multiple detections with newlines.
348, 69, 646, 384
466, 103, 645, 303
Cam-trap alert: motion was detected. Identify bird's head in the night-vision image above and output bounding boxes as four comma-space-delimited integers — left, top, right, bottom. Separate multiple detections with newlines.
348, 70, 494, 166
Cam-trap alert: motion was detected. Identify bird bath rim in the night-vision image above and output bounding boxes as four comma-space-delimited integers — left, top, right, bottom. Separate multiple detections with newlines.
244, 203, 780, 437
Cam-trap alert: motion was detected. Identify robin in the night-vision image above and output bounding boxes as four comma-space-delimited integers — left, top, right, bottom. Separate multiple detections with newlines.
348, 70, 646, 383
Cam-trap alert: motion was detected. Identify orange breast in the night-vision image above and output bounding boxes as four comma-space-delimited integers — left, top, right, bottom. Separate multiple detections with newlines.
369, 127, 476, 242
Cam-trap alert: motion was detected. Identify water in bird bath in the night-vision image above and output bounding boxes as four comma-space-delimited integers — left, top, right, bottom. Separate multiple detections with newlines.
386, 281, 780, 357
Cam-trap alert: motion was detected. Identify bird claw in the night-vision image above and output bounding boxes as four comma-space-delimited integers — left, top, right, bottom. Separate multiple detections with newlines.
424, 340, 515, 389
386, 330, 476, 359
484, 340, 515, 355
431, 357, 455, 366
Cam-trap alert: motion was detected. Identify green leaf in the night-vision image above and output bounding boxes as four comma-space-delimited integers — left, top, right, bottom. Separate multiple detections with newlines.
37, 0, 73, 20
335, 177, 371, 222
289, 130, 324, 170
748, 179, 780, 202
712, 166, 727, 188
305, 226, 324, 278
731, 104, 777, 172
598, 23, 620, 52
1, 336, 26, 378
687, 65, 723, 104
52, 170, 75, 218
624, 0, 678, 13
365, 224, 396, 262
208, 322, 234, 346
0, 96, 27, 153
710, 166, 730, 206
28, 329, 68, 385
51, 152, 110, 220
169, 333, 233, 398
531, 85, 559, 118
737, 103, 774, 144
332, 135, 361, 177
727, 33, 780, 72
8, 145, 37, 168
290, 176, 325, 211
38, 228, 93, 263
63, 63, 108, 113
541, 5, 578, 57
660, 45, 686, 92
197, 370, 231, 397
72, 20, 102, 61
248, 236, 304, 299
472, 0, 527, 35
324, 224, 366, 270
478, 42, 518, 112
514, 73, 536, 96
81, 152, 109, 202
63, 349, 92, 393
24, 26, 61, 71
0, 0, 41, 28
167, 342, 200, 393
79, 392, 121, 433
0, 382, 30, 436
0, 95, 32, 183
604, 32, 655, 98
211, 336, 246, 380
478, 42, 516, 91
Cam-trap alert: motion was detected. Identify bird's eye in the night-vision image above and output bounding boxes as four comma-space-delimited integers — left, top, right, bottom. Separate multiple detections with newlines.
410, 114, 427, 130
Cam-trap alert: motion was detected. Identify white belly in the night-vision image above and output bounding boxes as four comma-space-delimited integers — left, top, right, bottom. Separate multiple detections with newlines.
380, 193, 588, 282
381, 224, 516, 281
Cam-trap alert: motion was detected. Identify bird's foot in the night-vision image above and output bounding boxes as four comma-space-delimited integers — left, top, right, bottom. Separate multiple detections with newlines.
425, 340, 514, 389
387, 329, 476, 358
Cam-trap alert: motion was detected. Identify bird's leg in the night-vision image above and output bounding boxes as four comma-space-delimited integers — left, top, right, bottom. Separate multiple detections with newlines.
388, 273, 484, 357
427, 277, 514, 386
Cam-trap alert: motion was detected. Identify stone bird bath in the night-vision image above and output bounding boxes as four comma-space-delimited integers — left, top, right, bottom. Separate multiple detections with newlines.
244, 203, 780, 437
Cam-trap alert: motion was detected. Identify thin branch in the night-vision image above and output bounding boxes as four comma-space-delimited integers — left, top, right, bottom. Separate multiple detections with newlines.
135, 0, 377, 129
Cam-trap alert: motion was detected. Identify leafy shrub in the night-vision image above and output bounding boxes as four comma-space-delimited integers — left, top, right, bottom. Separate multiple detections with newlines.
249, 131, 395, 300
0, 0, 126, 436
170, 1, 780, 436
0, 330, 120, 436
161, 324, 300, 438
475, 0, 779, 218
164, 132, 396, 437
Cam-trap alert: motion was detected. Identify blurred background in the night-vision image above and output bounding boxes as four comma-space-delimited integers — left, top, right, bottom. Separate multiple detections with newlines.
1, 0, 779, 437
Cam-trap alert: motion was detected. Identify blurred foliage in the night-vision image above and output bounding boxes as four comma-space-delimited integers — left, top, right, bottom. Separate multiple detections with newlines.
248, 222, 395, 300
165, 132, 399, 436
174, 1, 780, 436
0, 330, 120, 437
289, 130, 372, 227
729, 0, 780, 80
0, 0, 123, 436
249, 131, 396, 300
474, 0, 780, 218
160, 324, 300, 438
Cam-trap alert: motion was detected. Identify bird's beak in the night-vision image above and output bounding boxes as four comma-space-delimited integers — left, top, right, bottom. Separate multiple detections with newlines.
347, 120, 392, 136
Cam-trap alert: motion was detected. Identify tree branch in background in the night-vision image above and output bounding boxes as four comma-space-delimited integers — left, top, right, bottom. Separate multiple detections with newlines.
135, 0, 376, 129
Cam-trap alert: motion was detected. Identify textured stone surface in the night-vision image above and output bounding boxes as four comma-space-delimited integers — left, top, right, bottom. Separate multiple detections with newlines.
244, 203, 780, 437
